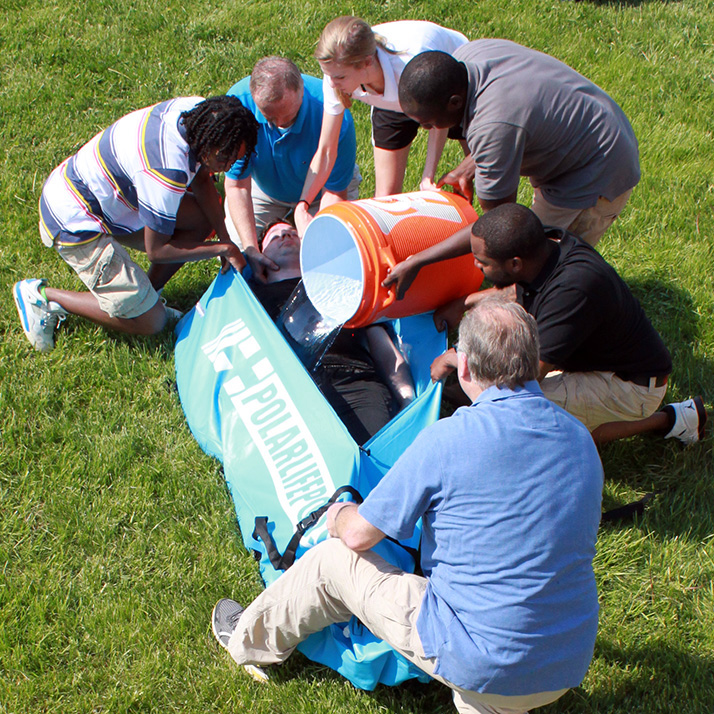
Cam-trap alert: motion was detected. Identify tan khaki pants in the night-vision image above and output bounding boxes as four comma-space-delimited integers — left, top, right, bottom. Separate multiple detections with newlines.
54, 234, 158, 319
227, 539, 567, 714
531, 188, 634, 246
540, 370, 667, 431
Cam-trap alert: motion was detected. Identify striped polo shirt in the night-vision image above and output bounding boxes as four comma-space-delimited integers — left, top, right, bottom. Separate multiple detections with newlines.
39, 97, 202, 245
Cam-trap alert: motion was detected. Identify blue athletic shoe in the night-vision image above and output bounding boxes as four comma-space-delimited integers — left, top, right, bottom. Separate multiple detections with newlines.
13, 279, 68, 352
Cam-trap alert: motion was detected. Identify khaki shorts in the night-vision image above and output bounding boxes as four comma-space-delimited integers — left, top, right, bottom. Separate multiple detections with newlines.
531, 188, 634, 246
540, 370, 667, 431
53, 233, 159, 319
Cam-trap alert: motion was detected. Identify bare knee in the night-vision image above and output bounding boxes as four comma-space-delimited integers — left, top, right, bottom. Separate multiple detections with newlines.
130, 301, 167, 335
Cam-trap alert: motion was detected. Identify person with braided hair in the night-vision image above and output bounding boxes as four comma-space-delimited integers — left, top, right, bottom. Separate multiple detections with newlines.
14, 96, 259, 352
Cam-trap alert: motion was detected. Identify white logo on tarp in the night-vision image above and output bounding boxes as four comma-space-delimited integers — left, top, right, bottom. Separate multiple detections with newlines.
202, 318, 247, 371
201, 317, 336, 540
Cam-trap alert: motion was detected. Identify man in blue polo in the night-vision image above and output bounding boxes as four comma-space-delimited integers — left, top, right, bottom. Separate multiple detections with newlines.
224, 56, 360, 279
212, 297, 603, 714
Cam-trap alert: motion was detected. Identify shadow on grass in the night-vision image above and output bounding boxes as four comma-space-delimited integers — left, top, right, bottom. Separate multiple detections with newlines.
268, 653, 455, 713
599, 441, 714, 542
628, 276, 712, 397
569, 638, 714, 714
251, 637, 714, 714
569, 0, 682, 5
56, 316, 178, 361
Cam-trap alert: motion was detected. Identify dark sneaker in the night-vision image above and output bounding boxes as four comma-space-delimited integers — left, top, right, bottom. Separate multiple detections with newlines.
212, 598, 244, 650
211, 599, 270, 682
664, 397, 707, 446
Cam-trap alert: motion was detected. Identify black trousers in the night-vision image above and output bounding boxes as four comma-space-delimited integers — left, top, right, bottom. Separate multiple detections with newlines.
315, 365, 395, 445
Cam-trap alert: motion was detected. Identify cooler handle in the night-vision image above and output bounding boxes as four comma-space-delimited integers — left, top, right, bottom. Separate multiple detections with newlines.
378, 245, 398, 309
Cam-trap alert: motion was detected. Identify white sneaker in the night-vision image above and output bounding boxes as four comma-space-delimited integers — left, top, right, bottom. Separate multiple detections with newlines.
160, 297, 184, 324
664, 397, 707, 446
13, 279, 68, 352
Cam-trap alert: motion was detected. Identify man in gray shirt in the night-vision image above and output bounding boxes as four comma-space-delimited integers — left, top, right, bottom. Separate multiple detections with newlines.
397, 40, 640, 245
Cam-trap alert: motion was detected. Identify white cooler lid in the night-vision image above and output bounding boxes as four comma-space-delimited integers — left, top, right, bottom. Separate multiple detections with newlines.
300, 215, 365, 324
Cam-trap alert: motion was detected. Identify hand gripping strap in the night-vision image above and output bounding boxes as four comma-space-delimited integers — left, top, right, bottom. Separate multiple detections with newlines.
253, 486, 364, 571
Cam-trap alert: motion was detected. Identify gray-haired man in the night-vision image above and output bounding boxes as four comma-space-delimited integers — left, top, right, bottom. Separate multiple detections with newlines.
212, 297, 603, 714
224, 57, 360, 280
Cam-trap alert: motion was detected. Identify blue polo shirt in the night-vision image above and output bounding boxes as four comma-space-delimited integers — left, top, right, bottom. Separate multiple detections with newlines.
225, 75, 357, 203
359, 381, 602, 695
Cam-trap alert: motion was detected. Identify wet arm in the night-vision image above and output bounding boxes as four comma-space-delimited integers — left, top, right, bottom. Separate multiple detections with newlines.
366, 325, 416, 408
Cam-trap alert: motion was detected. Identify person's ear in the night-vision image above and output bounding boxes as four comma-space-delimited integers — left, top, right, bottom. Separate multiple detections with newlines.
446, 93, 465, 114
362, 54, 375, 69
457, 349, 471, 384
508, 256, 524, 276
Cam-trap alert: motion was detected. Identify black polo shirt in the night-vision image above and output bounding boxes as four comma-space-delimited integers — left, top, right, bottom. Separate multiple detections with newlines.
516, 230, 672, 378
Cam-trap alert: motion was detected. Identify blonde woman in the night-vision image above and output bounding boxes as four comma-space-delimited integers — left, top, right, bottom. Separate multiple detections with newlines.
294, 18, 467, 234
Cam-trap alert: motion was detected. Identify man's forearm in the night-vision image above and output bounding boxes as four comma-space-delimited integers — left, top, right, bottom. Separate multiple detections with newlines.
319, 188, 347, 211
422, 127, 449, 186
191, 169, 232, 243
225, 178, 259, 251
383, 222, 474, 299
477, 191, 518, 213
464, 284, 517, 308
327, 502, 385, 552
412, 223, 473, 269
145, 229, 237, 264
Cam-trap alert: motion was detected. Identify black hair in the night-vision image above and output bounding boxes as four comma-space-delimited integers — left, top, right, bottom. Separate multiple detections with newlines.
398, 51, 468, 114
181, 95, 258, 163
259, 218, 296, 247
471, 204, 546, 261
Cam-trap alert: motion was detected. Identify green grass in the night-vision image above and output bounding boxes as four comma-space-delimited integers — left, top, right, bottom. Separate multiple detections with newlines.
1, 1, 713, 712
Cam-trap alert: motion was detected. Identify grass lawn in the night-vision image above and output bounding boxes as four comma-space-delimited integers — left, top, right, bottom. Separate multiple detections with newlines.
1, 1, 713, 712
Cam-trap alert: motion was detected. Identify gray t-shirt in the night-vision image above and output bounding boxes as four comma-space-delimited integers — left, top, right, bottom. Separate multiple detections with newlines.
454, 40, 640, 209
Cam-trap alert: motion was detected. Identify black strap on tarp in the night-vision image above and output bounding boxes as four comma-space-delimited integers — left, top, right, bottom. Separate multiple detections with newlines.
253, 479, 660, 573
253, 486, 363, 571
601, 491, 661, 524
253, 485, 419, 571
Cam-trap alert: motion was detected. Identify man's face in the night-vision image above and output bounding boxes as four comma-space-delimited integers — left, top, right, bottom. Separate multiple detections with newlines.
262, 224, 301, 267
401, 100, 462, 131
257, 88, 303, 129
470, 234, 517, 289
201, 142, 247, 173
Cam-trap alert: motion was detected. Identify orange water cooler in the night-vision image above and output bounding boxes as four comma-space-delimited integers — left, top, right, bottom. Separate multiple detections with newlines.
300, 191, 483, 328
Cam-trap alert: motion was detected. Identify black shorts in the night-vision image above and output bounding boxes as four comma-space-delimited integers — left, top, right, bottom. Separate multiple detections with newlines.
371, 107, 465, 151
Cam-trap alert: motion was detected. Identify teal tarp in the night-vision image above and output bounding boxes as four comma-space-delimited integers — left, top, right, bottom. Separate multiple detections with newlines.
175, 269, 445, 690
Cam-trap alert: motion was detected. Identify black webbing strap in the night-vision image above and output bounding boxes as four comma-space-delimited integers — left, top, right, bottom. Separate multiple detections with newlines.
253, 486, 364, 571
600, 491, 660, 524
253, 482, 658, 572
